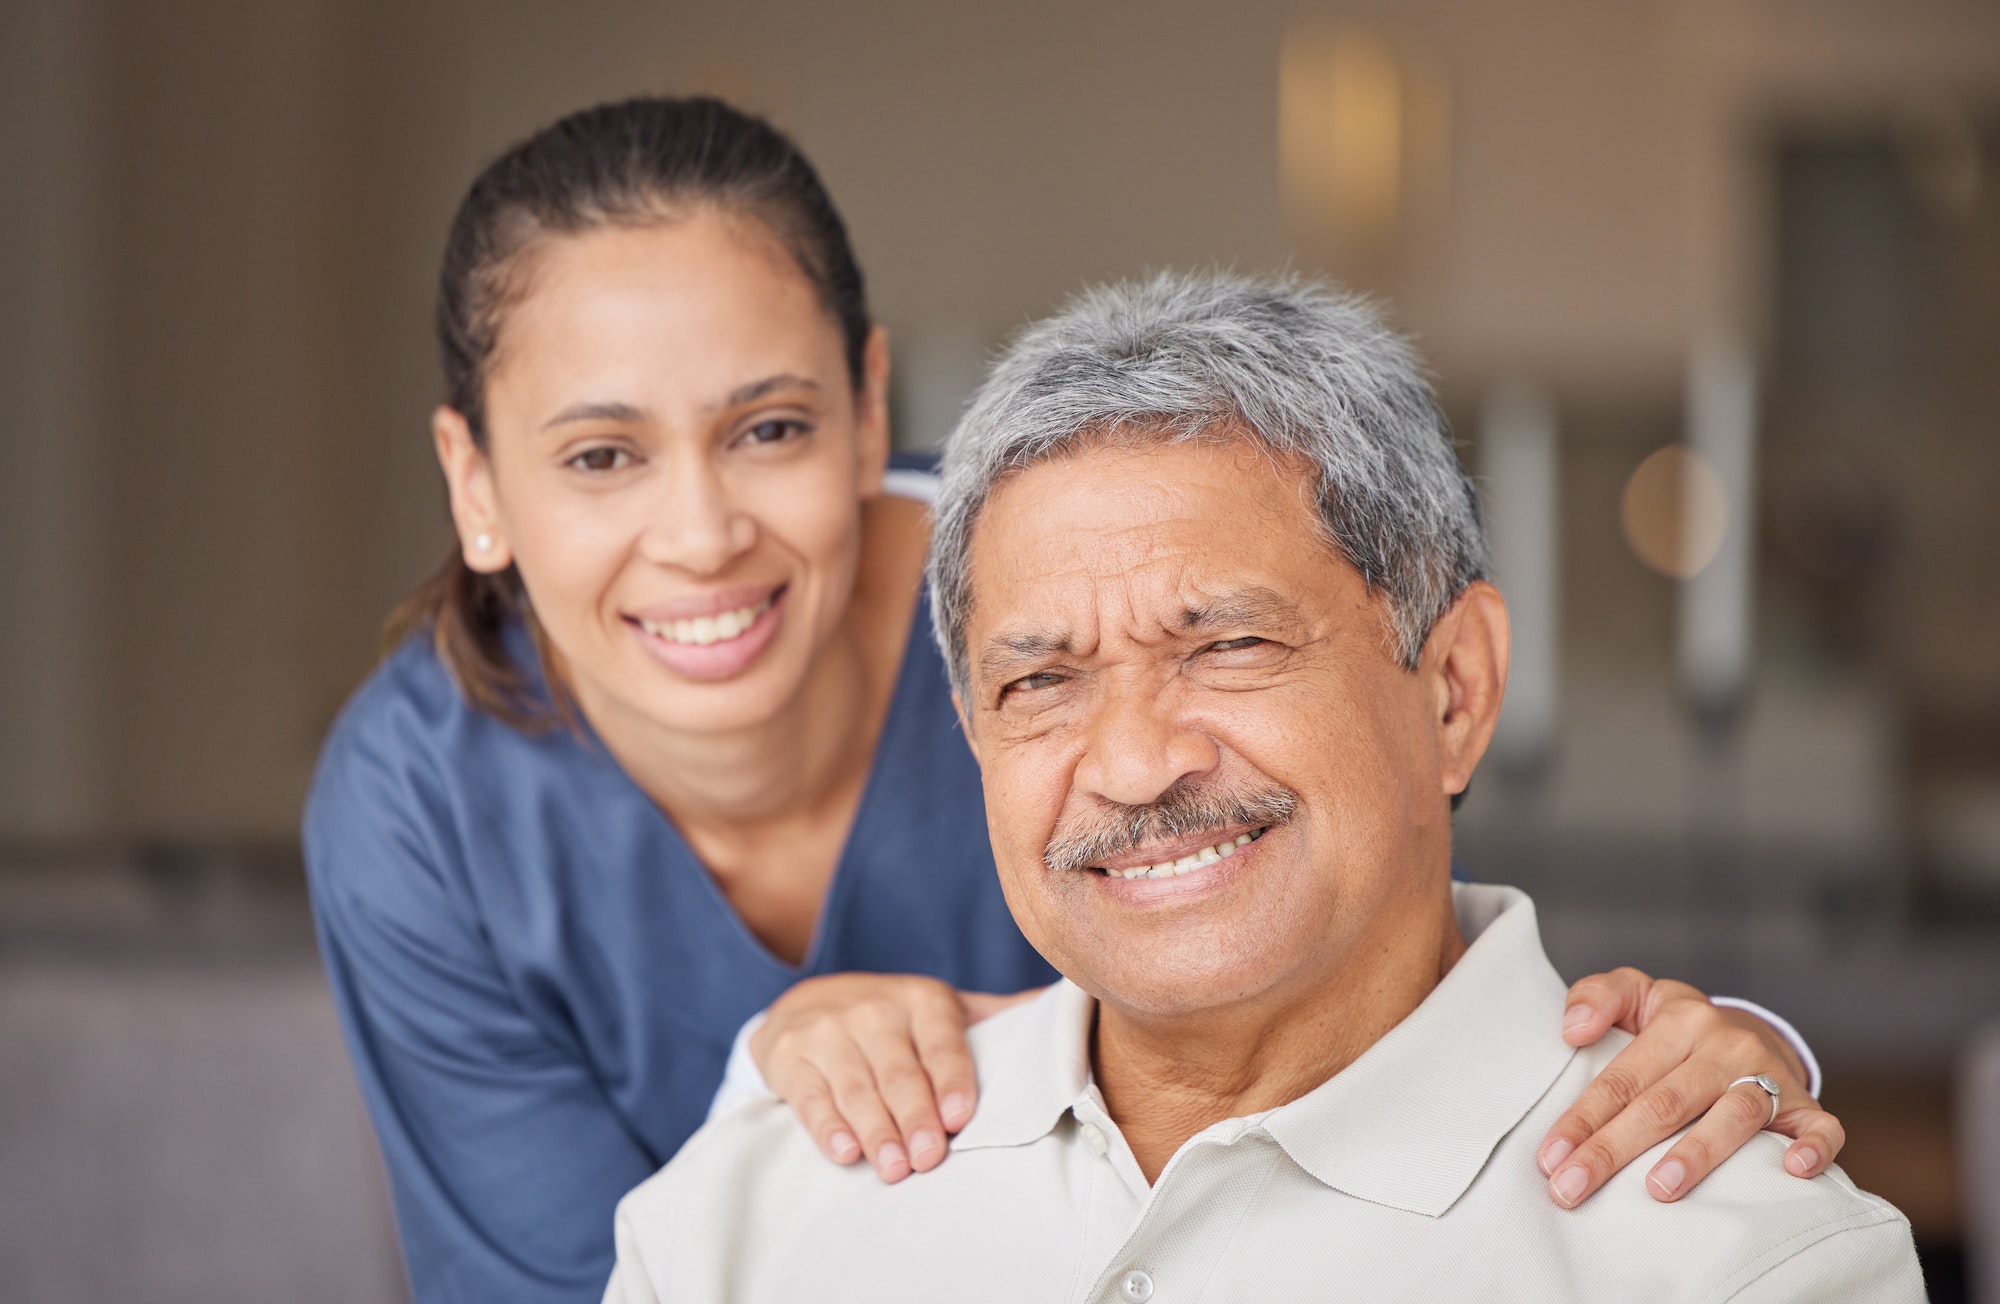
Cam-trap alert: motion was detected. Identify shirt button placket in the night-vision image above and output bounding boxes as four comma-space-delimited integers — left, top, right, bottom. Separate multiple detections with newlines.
1079, 1122, 1110, 1158
1118, 1269, 1154, 1302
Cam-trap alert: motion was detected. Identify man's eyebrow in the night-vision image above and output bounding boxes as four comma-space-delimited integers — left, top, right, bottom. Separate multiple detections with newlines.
978, 632, 1072, 679
976, 590, 1299, 678
1178, 587, 1304, 632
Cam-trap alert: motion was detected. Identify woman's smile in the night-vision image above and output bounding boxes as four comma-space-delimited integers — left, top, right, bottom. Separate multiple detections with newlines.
626, 583, 788, 681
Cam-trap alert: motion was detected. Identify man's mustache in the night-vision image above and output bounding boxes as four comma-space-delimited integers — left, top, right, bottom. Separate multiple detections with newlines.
1042, 780, 1300, 873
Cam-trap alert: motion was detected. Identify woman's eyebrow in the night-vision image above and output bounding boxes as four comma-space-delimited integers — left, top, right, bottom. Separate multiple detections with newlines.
539, 375, 821, 431
715, 373, 820, 410
542, 400, 649, 430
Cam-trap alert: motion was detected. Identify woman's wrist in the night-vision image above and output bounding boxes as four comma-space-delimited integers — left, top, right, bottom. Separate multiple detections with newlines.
1710, 996, 1822, 1098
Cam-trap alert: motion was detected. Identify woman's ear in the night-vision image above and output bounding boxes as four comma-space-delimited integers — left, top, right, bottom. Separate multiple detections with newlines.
432, 405, 513, 573
854, 325, 893, 498
1428, 580, 1511, 802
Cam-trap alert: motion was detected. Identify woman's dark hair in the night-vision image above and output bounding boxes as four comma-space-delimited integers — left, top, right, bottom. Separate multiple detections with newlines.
385, 96, 872, 727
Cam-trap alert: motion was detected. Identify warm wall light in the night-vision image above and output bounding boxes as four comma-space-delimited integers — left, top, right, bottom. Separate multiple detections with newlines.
1280, 26, 1404, 256
1622, 445, 1729, 580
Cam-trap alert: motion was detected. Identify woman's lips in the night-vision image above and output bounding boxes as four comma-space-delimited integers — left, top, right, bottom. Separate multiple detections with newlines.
628, 585, 786, 682
628, 584, 782, 625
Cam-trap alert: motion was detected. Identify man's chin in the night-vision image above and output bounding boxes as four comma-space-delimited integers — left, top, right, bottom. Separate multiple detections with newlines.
1060, 932, 1296, 1021
1081, 967, 1285, 1023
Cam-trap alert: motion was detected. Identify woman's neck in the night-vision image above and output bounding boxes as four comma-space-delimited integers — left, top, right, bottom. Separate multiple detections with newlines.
611, 621, 877, 824
598, 495, 926, 828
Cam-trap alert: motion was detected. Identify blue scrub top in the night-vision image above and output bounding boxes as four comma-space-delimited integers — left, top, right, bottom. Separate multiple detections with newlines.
304, 582, 1057, 1304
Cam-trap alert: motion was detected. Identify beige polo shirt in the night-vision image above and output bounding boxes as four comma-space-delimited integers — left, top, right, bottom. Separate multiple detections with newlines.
605, 884, 1921, 1303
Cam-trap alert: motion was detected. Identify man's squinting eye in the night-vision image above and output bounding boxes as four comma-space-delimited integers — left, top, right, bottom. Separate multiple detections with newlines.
1208, 636, 1267, 652
567, 446, 635, 474
739, 418, 810, 447
1001, 671, 1066, 698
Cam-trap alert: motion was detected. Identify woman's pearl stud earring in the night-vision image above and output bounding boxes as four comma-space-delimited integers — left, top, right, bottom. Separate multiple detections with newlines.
474, 533, 492, 552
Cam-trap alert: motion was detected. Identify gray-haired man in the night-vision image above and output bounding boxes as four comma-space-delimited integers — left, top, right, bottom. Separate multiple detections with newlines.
604, 275, 1921, 1303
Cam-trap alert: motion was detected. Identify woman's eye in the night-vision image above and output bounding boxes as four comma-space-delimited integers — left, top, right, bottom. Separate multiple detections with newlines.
1209, 636, 1266, 652
567, 446, 633, 474
741, 419, 809, 446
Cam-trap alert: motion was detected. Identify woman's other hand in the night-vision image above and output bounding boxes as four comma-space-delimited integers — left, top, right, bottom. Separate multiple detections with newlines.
1538, 968, 1844, 1208
750, 974, 1041, 1182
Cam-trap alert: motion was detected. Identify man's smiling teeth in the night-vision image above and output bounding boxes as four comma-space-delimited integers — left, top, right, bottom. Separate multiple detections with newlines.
638, 597, 772, 647
1108, 829, 1261, 879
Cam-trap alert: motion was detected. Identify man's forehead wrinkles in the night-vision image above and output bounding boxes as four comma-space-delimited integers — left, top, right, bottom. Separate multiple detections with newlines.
1048, 518, 1185, 575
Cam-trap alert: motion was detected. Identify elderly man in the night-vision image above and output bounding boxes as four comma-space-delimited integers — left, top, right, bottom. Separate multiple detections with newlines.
604, 275, 1922, 1302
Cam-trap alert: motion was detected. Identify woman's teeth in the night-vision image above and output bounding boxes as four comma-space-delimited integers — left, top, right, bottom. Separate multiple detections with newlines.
639, 597, 772, 647
1110, 829, 1261, 880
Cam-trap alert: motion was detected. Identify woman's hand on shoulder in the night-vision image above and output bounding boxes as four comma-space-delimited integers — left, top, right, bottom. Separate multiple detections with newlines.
749, 973, 1041, 1183
1537, 967, 1843, 1208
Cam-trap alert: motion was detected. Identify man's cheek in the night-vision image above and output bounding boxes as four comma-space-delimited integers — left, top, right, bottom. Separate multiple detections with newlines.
991, 761, 1053, 840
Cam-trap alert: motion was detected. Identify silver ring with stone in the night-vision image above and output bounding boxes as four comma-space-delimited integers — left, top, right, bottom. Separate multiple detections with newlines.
1729, 1073, 1781, 1128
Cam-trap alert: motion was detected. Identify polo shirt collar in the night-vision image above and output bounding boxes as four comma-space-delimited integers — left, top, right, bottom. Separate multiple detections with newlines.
951, 883, 1577, 1222
950, 977, 1097, 1151
1260, 884, 1577, 1216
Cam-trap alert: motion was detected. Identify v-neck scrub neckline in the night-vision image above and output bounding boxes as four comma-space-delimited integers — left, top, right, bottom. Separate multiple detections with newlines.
610, 580, 937, 981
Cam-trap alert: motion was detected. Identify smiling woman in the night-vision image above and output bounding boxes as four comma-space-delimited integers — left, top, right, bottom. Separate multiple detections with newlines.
437, 215, 887, 743
305, 97, 1849, 1304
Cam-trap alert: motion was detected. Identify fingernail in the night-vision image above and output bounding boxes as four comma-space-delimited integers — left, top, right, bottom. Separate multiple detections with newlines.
909, 1129, 943, 1165
940, 1092, 973, 1128
1787, 1147, 1819, 1177
1648, 1159, 1686, 1199
1539, 1138, 1574, 1176
876, 1142, 909, 1179
829, 1131, 860, 1163
1562, 1005, 1594, 1035
1551, 1165, 1589, 1207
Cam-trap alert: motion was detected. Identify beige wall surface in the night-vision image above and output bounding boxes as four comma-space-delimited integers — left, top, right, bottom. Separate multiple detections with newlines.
1, 0, 1995, 842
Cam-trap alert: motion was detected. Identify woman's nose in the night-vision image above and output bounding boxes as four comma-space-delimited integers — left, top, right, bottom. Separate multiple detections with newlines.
1071, 678, 1219, 808
637, 454, 756, 575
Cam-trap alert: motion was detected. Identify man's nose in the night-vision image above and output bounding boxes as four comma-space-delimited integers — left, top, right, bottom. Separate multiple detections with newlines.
637, 452, 756, 575
1072, 677, 1219, 808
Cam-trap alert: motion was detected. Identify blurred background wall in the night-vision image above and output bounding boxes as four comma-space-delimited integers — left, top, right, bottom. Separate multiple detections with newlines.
1, 0, 1996, 1300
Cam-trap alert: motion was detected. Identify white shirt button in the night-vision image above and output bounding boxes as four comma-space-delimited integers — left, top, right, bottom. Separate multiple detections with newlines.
1079, 1122, 1109, 1157
1119, 1269, 1154, 1302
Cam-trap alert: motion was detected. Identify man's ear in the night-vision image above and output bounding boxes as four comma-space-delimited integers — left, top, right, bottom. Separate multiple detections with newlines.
1427, 580, 1510, 801
854, 325, 893, 498
432, 405, 513, 573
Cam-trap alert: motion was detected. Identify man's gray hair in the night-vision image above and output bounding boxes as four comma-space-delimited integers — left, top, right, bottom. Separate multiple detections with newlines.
927, 271, 1489, 693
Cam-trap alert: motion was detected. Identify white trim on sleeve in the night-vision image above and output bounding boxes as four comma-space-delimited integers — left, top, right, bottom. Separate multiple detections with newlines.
1712, 996, 1823, 1099
882, 467, 941, 504
706, 1009, 773, 1123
